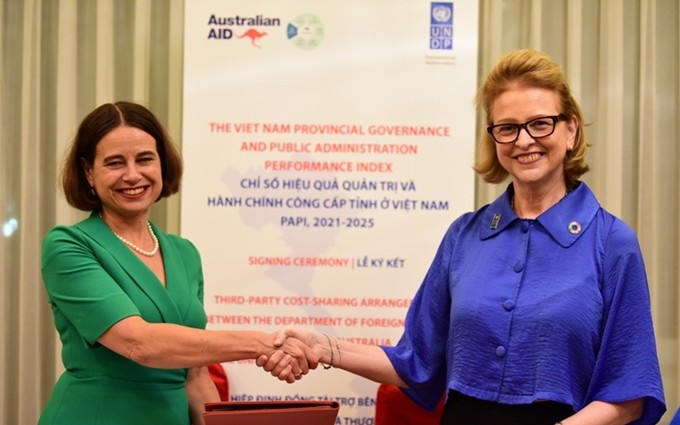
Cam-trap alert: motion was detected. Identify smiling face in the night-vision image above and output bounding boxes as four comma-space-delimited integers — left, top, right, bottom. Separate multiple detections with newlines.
85, 126, 162, 220
491, 85, 577, 194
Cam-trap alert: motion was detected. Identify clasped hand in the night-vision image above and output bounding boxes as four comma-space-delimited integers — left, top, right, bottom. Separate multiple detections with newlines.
261, 327, 322, 383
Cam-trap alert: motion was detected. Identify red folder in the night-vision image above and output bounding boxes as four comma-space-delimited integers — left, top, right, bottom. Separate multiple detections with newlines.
203, 400, 340, 425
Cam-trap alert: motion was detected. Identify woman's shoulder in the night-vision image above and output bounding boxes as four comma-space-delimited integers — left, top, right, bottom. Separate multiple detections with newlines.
43, 221, 89, 247
582, 202, 643, 265
448, 196, 504, 232
599, 214, 642, 261
568, 182, 640, 248
590, 204, 639, 245
439, 209, 485, 245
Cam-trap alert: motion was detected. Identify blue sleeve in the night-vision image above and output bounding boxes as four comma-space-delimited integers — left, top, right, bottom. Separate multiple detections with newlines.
381, 221, 459, 411
585, 219, 665, 424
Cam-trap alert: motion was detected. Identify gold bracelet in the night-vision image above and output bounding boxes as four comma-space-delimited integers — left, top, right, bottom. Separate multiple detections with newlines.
334, 337, 341, 366
322, 334, 334, 369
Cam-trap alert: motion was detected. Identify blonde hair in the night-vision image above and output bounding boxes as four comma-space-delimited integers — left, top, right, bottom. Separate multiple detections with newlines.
473, 49, 589, 188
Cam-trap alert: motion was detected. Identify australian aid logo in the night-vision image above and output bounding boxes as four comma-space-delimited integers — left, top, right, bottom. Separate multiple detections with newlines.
206, 14, 281, 48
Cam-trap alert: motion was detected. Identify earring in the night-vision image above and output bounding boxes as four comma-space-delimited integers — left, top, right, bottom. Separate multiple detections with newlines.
91, 187, 97, 197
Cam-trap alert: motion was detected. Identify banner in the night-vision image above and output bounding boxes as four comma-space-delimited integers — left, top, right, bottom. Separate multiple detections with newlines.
182, 1, 478, 422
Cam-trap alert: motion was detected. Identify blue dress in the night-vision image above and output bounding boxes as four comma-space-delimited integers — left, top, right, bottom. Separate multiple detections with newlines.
383, 182, 666, 424
39, 213, 207, 425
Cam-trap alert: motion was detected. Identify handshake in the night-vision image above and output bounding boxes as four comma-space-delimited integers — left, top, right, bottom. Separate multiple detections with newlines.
257, 327, 338, 384
257, 326, 402, 388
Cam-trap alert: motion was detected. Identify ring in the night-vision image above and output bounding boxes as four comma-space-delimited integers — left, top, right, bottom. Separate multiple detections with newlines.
294, 373, 302, 378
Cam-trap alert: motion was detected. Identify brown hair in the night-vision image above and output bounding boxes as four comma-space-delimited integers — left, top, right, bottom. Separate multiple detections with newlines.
61, 101, 183, 211
473, 49, 589, 188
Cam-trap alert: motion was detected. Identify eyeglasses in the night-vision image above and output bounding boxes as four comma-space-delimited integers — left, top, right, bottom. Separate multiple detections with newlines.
487, 114, 567, 144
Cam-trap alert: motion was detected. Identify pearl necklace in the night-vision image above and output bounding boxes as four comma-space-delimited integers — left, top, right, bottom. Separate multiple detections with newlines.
99, 213, 159, 257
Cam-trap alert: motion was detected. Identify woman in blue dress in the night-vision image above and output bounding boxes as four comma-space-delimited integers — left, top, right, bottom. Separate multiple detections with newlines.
262, 49, 666, 425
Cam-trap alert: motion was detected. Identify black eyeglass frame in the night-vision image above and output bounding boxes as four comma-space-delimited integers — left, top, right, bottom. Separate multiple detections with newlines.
486, 114, 567, 144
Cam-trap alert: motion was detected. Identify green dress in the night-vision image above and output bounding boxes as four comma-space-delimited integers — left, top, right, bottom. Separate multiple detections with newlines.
39, 213, 207, 425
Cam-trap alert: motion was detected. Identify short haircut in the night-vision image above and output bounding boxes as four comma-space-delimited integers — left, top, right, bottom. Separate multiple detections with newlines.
473, 49, 589, 188
61, 101, 183, 211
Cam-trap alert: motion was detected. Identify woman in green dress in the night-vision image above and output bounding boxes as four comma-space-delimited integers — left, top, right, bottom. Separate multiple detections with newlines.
39, 101, 315, 425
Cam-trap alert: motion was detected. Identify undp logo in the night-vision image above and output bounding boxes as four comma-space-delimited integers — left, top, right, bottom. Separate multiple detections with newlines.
429, 2, 453, 50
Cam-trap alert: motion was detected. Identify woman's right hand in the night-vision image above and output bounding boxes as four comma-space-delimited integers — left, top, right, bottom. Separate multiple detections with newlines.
257, 328, 323, 382
259, 329, 320, 383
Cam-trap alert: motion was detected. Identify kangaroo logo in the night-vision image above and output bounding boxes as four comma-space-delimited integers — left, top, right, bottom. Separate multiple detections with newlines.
237, 28, 268, 48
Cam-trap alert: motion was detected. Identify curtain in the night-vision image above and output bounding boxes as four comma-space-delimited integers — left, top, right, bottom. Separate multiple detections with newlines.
1, 0, 677, 424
